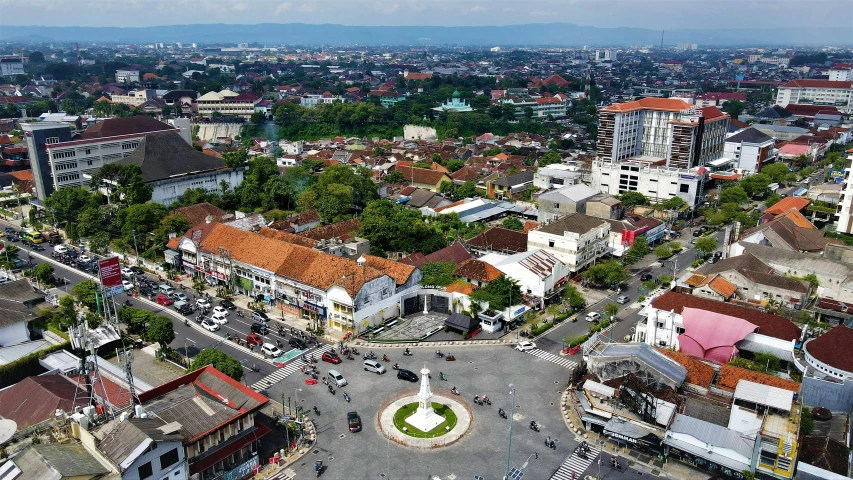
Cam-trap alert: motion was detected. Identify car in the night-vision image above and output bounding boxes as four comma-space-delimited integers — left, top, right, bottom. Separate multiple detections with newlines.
261, 343, 283, 358
122, 280, 135, 292
616, 295, 630, 305
250, 323, 269, 335
397, 369, 419, 383
707, 256, 718, 264
252, 310, 270, 323
171, 292, 188, 303
246, 333, 264, 346
156, 295, 173, 306
139, 285, 156, 297
515, 341, 537, 352
201, 318, 219, 331
78, 254, 91, 264
347, 411, 362, 433
288, 337, 307, 349
322, 352, 342, 364
175, 302, 194, 315
20, 239, 32, 248
586, 312, 601, 322
32, 244, 45, 251
6, 235, 18, 242
640, 273, 653, 281
130, 266, 144, 275
692, 229, 702, 237
212, 306, 228, 316
211, 312, 229, 325
690, 238, 697, 245
196, 298, 211, 309
219, 300, 236, 310
121, 267, 134, 279
713, 251, 723, 259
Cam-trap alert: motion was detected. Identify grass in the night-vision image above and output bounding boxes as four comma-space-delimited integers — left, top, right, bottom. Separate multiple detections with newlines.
392, 402, 458, 438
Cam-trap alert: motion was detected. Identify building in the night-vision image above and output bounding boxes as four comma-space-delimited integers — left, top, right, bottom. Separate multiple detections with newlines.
110, 89, 154, 107
803, 321, 853, 380
723, 127, 778, 174
486, 170, 535, 199
433, 90, 473, 112
596, 98, 729, 168
479, 249, 570, 308
594, 49, 617, 62
699, 253, 812, 307
591, 156, 707, 206
664, 413, 757, 478
730, 210, 834, 256
695, 92, 747, 108
835, 148, 853, 234
97, 418, 188, 480
115, 69, 140, 83
107, 132, 245, 206
465, 227, 528, 256
527, 213, 610, 272
828, 64, 853, 82
536, 183, 599, 223
0, 55, 25, 77
23, 117, 180, 202
196, 89, 262, 118
533, 164, 582, 190
9, 443, 112, 479
775, 80, 853, 113
392, 166, 452, 192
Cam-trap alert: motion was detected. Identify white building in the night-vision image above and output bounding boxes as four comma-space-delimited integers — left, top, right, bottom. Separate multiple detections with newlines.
115, 69, 140, 83
723, 127, 778, 174
533, 164, 581, 190
0, 56, 25, 76
595, 49, 617, 62
527, 212, 610, 272
591, 157, 706, 206
279, 140, 304, 155
196, 89, 262, 118
828, 65, 853, 81
775, 79, 853, 113
479, 249, 571, 308
98, 418, 188, 480
836, 149, 853, 234
110, 89, 154, 107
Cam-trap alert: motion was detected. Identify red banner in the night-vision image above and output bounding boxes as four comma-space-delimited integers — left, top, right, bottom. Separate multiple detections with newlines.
98, 256, 122, 288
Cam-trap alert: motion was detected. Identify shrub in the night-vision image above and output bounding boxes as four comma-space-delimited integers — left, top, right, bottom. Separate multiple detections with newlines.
568, 334, 589, 347
530, 321, 554, 336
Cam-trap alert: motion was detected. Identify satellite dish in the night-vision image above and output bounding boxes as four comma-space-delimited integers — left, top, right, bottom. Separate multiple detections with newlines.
0, 419, 17, 444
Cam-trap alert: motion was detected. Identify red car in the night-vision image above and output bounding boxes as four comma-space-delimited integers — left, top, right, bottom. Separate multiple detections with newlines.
246, 333, 264, 347
156, 295, 173, 306
322, 352, 342, 364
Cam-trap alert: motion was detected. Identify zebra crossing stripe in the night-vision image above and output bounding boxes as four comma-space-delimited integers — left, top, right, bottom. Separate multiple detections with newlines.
550, 447, 601, 480
251, 344, 334, 391
527, 349, 578, 370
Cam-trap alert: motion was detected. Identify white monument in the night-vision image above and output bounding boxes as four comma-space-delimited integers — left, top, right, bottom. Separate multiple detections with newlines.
405, 364, 444, 432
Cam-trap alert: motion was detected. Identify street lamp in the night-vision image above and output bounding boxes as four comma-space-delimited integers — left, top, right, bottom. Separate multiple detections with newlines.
131, 229, 140, 266
504, 384, 516, 480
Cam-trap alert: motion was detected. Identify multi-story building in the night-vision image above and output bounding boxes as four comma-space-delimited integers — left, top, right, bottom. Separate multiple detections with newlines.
835, 148, 853, 234
594, 49, 617, 62
723, 127, 778, 174
775, 79, 853, 113
115, 69, 140, 83
591, 156, 706, 206
0, 55, 25, 76
527, 213, 610, 272
110, 89, 154, 107
23, 117, 180, 202
302, 93, 354, 108
828, 64, 853, 81
196, 89, 262, 118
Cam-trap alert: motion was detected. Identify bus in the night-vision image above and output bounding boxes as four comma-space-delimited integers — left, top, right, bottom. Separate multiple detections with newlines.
21, 228, 43, 244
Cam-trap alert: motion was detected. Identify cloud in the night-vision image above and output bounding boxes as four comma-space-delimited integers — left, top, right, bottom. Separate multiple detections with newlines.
233, 2, 248, 11
470, 5, 486, 13
274, 2, 292, 15
374, 1, 400, 14
297, 2, 316, 13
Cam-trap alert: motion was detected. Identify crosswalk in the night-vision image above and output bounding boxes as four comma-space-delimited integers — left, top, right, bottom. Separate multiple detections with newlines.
264, 468, 294, 480
527, 348, 578, 370
251, 344, 334, 391
550, 445, 601, 480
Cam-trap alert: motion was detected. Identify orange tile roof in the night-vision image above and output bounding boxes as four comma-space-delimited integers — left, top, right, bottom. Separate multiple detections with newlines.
454, 258, 503, 283
765, 197, 810, 216
779, 209, 815, 229
445, 280, 476, 295
656, 349, 715, 389
362, 254, 418, 286
716, 364, 800, 393
685, 274, 707, 287
601, 97, 693, 113
257, 226, 317, 248
708, 275, 737, 298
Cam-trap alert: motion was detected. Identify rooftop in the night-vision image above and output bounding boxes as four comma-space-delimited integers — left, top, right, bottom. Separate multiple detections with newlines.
536, 212, 608, 236
465, 227, 528, 254
74, 116, 174, 140
112, 132, 227, 183
805, 324, 853, 374
716, 364, 801, 393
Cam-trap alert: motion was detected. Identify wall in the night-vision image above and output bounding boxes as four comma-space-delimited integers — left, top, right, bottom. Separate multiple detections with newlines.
194, 123, 244, 142
124, 441, 187, 480
800, 375, 853, 412
151, 168, 245, 206
0, 322, 30, 347
403, 125, 437, 141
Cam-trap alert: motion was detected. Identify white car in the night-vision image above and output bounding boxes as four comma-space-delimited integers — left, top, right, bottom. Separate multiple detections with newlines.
54, 245, 68, 254
515, 341, 537, 352
197, 298, 211, 309
586, 312, 601, 322
212, 306, 228, 316
201, 319, 219, 331
211, 312, 229, 325
261, 343, 283, 358
122, 280, 135, 291
121, 267, 134, 278
78, 254, 91, 264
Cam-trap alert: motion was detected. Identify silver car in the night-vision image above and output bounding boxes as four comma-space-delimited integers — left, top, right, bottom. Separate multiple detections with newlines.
616, 295, 630, 305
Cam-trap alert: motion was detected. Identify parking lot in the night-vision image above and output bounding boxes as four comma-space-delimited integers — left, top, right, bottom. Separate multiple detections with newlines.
275, 344, 577, 480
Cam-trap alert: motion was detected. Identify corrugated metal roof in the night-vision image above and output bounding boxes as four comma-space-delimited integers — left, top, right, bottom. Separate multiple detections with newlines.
667, 413, 756, 466
582, 380, 616, 398
733, 380, 794, 411
594, 343, 688, 385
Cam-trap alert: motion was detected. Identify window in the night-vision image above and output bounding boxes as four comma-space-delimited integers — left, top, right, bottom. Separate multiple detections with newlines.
138, 461, 153, 480
548, 240, 555, 248
679, 184, 690, 193
85, 148, 91, 155
159, 448, 180, 470
45, 137, 59, 145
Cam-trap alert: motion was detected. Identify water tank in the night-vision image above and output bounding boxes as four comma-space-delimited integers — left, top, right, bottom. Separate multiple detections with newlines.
134, 405, 146, 418
82, 406, 96, 420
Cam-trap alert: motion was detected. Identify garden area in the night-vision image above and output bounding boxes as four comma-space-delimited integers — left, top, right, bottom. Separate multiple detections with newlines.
392, 402, 458, 438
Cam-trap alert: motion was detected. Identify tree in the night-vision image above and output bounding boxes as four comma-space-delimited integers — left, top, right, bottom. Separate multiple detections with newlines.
668, 241, 682, 254
421, 261, 457, 287
147, 316, 175, 352
446, 159, 465, 172
501, 217, 524, 231
45, 187, 99, 224
719, 186, 749, 205
761, 163, 791, 184
384, 171, 405, 184
764, 193, 782, 208
604, 302, 619, 320
721, 100, 746, 119
469, 274, 523, 311
740, 174, 771, 198
32, 263, 54, 286
695, 236, 717, 256
800, 407, 815, 435
71, 280, 100, 311
659, 196, 687, 211
625, 236, 651, 263
654, 244, 673, 259
222, 149, 249, 169
189, 348, 243, 381
28, 51, 45, 63
52, 295, 78, 330
584, 260, 628, 287
538, 150, 562, 167
618, 191, 650, 209
250, 111, 266, 125
562, 284, 586, 310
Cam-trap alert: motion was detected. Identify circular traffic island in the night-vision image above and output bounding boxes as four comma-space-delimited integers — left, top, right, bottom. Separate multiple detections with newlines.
392, 401, 458, 438
378, 391, 472, 448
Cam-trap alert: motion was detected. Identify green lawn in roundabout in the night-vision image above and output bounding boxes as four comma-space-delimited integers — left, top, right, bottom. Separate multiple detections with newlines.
392, 402, 458, 438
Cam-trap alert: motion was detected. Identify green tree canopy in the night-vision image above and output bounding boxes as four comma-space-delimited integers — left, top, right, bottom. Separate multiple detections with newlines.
189, 348, 243, 381
719, 186, 749, 205
359, 200, 447, 256
583, 260, 628, 287
71, 280, 100, 311
421, 261, 457, 287
695, 236, 718, 256
469, 275, 523, 311
618, 191, 650, 209
384, 171, 405, 184
760, 163, 791, 184
147, 316, 175, 351
625, 236, 651, 264
45, 187, 101, 224
654, 244, 673, 259
538, 150, 562, 168
562, 284, 586, 310
740, 174, 771, 198
501, 217, 524, 231
445, 159, 465, 172
32, 263, 54, 286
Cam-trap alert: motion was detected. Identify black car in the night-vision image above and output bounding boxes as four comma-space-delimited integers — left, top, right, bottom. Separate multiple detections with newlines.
397, 369, 418, 383
288, 337, 307, 349
692, 229, 701, 237
220, 300, 236, 310
175, 303, 195, 315
347, 411, 362, 433
20, 239, 32, 247
6, 235, 19, 242
251, 322, 269, 335
252, 310, 270, 323
640, 273, 653, 281
139, 285, 156, 297
31, 244, 45, 251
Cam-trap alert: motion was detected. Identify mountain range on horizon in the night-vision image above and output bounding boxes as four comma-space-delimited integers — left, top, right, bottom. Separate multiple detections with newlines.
1, 22, 851, 47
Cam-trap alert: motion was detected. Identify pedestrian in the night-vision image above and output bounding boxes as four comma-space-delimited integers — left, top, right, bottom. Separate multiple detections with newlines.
534, 452, 538, 459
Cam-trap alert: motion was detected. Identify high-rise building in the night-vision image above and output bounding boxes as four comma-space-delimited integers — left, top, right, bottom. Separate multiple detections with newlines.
776, 79, 853, 113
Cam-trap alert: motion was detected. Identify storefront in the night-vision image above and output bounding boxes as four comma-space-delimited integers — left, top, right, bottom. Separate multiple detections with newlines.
665, 446, 748, 479
603, 420, 664, 455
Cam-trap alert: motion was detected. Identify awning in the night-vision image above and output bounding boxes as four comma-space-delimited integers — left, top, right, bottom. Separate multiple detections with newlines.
604, 419, 663, 447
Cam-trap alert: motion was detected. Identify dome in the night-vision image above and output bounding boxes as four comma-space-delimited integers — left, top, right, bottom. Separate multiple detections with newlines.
452, 90, 461, 98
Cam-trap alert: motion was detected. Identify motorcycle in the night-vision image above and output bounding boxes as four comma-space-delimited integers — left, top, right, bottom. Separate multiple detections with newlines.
392, 363, 400, 370
301, 354, 308, 363
529, 421, 540, 432
473, 395, 483, 406
315, 460, 323, 478
311, 354, 317, 363
236, 311, 245, 318
124, 299, 132, 306
327, 384, 335, 395
403, 348, 413, 356
276, 339, 282, 348
439, 372, 447, 381
363, 352, 377, 360
351, 347, 360, 355
310, 372, 318, 380
343, 392, 350, 403
382, 354, 390, 362
250, 364, 260, 372
520, 330, 528, 338
446, 354, 456, 361
179, 283, 185, 290
498, 408, 507, 419
577, 450, 587, 459
226, 333, 232, 340
450, 386, 460, 396
313, 406, 320, 415
482, 395, 491, 405
435, 350, 445, 358
545, 437, 556, 450
346, 354, 354, 360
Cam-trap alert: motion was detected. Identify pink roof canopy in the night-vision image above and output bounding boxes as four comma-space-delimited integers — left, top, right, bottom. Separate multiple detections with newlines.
677, 307, 758, 364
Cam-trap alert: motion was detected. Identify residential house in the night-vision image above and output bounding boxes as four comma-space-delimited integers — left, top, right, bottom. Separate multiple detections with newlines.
479, 249, 570, 308
698, 253, 812, 307
487, 170, 535, 200
536, 184, 599, 223
96, 418, 188, 480
9, 444, 112, 479
196, 90, 262, 118
527, 213, 610, 272
730, 210, 837, 256
465, 227, 528, 256
400, 242, 472, 269
533, 164, 582, 190
392, 166, 452, 192
453, 258, 503, 287
723, 127, 778, 174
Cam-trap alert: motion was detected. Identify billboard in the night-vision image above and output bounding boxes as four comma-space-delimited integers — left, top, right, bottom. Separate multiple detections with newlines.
830, 170, 845, 184
98, 256, 124, 297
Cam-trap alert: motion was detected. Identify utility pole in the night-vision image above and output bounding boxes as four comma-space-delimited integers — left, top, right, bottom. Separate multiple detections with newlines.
504, 384, 516, 480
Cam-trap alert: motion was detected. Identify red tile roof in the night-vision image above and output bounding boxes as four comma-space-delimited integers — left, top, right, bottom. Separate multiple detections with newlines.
716, 364, 801, 393
362, 254, 418, 286
651, 291, 800, 341
765, 197, 810, 216
781, 79, 853, 89
0, 376, 89, 429
601, 97, 693, 113
656, 349, 715, 388
454, 258, 503, 283
805, 324, 853, 374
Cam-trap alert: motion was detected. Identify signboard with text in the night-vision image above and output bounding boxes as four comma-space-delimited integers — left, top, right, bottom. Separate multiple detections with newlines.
98, 256, 123, 297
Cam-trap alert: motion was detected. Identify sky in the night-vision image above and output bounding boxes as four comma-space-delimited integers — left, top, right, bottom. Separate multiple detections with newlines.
1, 0, 851, 30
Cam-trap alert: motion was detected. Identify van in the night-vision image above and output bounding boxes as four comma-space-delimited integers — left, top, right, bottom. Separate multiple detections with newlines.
586, 312, 601, 322
158, 284, 175, 296
327, 369, 347, 387
363, 359, 386, 375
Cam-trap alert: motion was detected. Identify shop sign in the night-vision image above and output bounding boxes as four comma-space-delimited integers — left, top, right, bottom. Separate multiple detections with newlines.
679, 174, 696, 180
219, 455, 259, 480
207, 271, 226, 281
302, 301, 327, 317
605, 431, 638, 444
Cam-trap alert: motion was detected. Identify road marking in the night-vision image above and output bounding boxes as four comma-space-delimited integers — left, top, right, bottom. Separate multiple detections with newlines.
265, 468, 295, 480
527, 349, 577, 370
250, 344, 333, 391
550, 445, 601, 480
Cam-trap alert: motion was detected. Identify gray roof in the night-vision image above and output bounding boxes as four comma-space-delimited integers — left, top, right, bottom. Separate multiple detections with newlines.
726, 127, 773, 145
751, 124, 809, 134
112, 131, 227, 182
733, 379, 794, 411
538, 183, 598, 204
741, 243, 853, 280
537, 212, 608, 236
666, 414, 756, 471
756, 105, 792, 119
99, 418, 183, 466
0, 278, 45, 303
491, 170, 534, 187
593, 343, 688, 385
14, 444, 110, 479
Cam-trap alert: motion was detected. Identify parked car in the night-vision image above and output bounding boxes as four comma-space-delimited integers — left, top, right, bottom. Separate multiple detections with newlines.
122, 280, 135, 292
261, 343, 283, 358
288, 337, 307, 349
322, 352, 342, 364
31, 244, 45, 251
121, 267, 134, 279
219, 300, 236, 310
250, 323, 269, 335
347, 411, 362, 433
616, 295, 630, 305
174, 301, 194, 315
201, 318, 219, 332
171, 292, 188, 303
397, 369, 418, 383
640, 273, 653, 281
692, 229, 702, 237
585, 312, 601, 322
515, 341, 536, 352
130, 266, 144, 275
78, 254, 91, 264
246, 333, 264, 346
156, 295, 173, 306
139, 285, 155, 297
